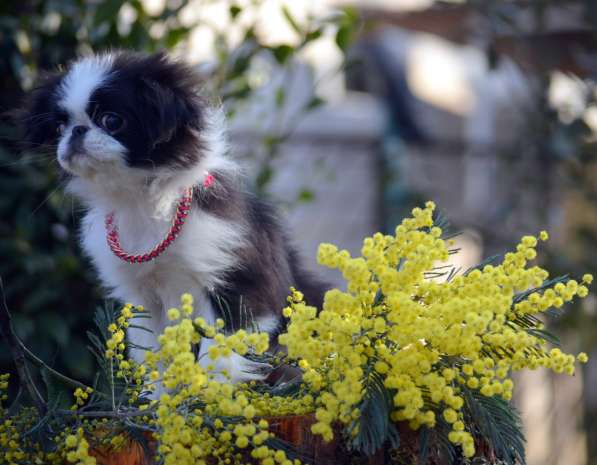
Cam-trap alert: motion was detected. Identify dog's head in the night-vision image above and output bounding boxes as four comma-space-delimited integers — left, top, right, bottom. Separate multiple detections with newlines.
21, 51, 206, 178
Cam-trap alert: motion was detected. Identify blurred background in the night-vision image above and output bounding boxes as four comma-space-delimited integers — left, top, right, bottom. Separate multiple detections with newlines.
1, 0, 596, 463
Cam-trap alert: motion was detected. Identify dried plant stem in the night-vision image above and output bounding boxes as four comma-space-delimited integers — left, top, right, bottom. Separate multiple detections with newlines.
56, 408, 156, 419
0, 277, 104, 410
0, 277, 46, 414
17, 340, 94, 392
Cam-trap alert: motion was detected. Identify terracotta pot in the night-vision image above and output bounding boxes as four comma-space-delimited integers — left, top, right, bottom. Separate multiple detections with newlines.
88, 433, 153, 465
81, 415, 364, 465
83, 415, 347, 465
82, 415, 493, 465
267, 414, 361, 465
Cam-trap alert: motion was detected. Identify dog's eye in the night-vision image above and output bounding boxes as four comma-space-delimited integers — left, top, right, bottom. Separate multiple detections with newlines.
99, 112, 125, 134
56, 123, 66, 135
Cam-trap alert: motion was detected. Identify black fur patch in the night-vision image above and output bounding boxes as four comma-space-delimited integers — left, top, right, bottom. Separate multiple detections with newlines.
18, 72, 65, 152
202, 180, 329, 341
90, 51, 206, 168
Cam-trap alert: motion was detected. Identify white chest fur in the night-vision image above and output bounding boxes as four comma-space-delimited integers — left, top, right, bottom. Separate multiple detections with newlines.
79, 204, 270, 382
81, 205, 245, 308
80, 203, 242, 346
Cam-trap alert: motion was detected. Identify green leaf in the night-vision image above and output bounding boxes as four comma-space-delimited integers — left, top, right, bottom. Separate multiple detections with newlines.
335, 24, 352, 51
306, 96, 325, 111
462, 387, 526, 465
304, 28, 323, 44
255, 165, 273, 191
296, 188, 314, 203
126, 20, 152, 48
64, 339, 94, 379
209, 293, 236, 332
41, 367, 73, 410
94, 0, 124, 26
93, 302, 118, 341
525, 327, 560, 346
229, 5, 242, 19
263, 135, 285, 150
227, 42, 260, 79
222, 80, 252, 102
39, 312, 70, 347
513, 275, 570, 305
282, 5, 302, 34
165, 26, 191, 48
343, 5, 359, 24
430, 210, 456, 239
271, 44, 294, 64
87, 331, 106, 363
463, 254, 502, 276
347, 371, 399, 455
275, 87, 285, 108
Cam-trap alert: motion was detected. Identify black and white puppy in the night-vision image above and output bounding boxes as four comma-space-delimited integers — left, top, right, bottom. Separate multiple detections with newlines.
21, 51, 326, 381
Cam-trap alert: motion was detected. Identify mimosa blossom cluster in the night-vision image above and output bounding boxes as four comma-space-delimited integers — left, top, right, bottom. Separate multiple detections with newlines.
279, 201, 591, 457
147, 293, 304, 465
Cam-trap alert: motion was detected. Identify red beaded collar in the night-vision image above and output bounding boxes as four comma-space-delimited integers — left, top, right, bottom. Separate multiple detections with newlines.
105, 172, 215, 264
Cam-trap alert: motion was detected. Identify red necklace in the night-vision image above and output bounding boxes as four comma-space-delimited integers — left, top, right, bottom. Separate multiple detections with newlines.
105, 172, 215, 264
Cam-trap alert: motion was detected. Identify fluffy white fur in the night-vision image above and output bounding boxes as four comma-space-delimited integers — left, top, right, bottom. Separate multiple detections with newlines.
58, 58, 270, 382
58, 55, 113, 117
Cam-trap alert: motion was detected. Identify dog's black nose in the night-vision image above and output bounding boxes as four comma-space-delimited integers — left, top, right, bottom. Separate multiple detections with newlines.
71, 125, 89, 137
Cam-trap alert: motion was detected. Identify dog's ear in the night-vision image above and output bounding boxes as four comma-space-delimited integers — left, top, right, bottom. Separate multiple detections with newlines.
18, 72, 64, 151
137, 53, 204, 148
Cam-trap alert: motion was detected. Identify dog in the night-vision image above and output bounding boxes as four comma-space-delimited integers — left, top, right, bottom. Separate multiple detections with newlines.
20, 51, 326, 382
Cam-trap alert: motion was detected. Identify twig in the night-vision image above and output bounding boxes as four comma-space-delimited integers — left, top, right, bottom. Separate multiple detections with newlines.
110, 358, 116, 410
0, 277, 47, 415
0, 277, 106, 406
55, 408, 156, 419
8, 385, 23, 416
17, 338, 99, 394
124, 418, 157, 433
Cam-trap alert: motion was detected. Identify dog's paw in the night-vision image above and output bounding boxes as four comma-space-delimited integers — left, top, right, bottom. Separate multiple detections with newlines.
198, 349, 273, 384
226, 353, 273, 383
